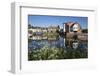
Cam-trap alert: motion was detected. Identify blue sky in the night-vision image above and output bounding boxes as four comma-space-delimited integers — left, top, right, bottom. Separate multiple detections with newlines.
28, 15, 88, 29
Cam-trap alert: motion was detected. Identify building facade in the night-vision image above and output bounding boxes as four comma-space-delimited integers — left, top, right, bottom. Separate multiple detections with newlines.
64, 22, 82, 33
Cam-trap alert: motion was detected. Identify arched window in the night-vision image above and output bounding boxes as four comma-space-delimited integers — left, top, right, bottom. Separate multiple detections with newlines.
72, 23, 79, 32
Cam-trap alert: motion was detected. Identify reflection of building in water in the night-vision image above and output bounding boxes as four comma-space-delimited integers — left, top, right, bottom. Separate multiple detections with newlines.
65, 39, 79, 49
31, 36, 48, 40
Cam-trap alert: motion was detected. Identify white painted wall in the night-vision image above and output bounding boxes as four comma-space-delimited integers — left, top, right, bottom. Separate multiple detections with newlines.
73, 24, 79, 32
0, 0, 100, 76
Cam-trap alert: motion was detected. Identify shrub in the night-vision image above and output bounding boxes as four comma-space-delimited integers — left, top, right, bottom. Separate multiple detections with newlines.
28, 46, 88, 60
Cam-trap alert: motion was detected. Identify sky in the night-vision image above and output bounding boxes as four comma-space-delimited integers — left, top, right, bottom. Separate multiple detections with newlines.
28, 15, 88, 29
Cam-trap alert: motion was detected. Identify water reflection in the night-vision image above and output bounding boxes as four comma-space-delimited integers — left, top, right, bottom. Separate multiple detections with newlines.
28, 32, 88, 60
28, 36, 65, 51
72, 41, 79, 49
28, 35, 88, 52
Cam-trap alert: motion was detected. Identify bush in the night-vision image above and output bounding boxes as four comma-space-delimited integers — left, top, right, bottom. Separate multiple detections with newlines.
28, 46, 65, 60
28, 46, 88, 60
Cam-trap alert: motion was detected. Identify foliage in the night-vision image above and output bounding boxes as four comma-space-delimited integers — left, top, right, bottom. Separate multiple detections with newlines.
47, 32, 59, 38
28, 39, 32, 43
32, 32, 36, 36
65, 48, 88, 59
28, 46, 88, 60
28, 30, 33, 34
82, 29, 88, 33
